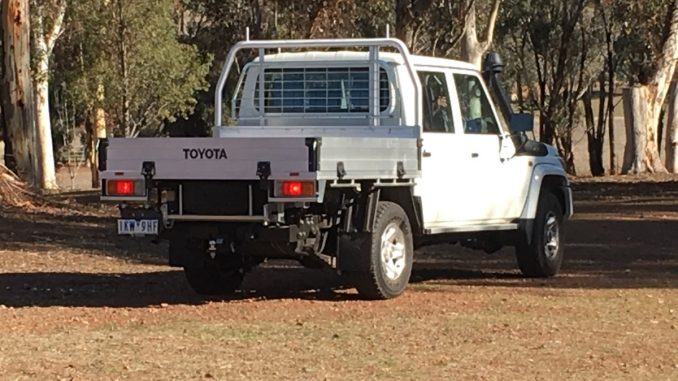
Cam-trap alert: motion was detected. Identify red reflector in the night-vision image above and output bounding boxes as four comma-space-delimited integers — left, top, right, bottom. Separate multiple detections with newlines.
281, 181, 314, 197
107, 180, 135, 196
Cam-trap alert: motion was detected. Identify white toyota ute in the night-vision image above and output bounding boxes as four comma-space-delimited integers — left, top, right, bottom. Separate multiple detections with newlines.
99, 37, 573, 299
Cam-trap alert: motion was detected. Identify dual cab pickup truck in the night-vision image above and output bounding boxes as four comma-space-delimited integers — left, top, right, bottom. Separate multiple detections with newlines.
99, 38, 573, 299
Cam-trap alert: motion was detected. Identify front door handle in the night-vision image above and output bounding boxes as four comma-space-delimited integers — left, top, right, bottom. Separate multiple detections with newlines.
423, 150, 432, 158
471, 153, 480, 158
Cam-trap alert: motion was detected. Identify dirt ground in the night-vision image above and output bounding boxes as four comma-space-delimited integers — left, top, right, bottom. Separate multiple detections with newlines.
0, 177, 677, 380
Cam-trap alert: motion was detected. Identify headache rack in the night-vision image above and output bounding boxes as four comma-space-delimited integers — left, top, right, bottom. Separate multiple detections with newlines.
214, 36, 422, 132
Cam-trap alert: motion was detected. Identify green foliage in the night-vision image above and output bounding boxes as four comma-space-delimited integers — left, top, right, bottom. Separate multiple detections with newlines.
53, 0, 211, 137
612, 0, 674, 84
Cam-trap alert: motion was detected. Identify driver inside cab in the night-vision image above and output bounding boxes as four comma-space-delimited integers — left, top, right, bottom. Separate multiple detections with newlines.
455, 75, 499, 134
458, 79, 484, 133
431, 93, 449, 132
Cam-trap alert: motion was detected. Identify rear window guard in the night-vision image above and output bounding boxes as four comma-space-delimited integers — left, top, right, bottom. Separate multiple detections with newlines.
234, 64, 393, 118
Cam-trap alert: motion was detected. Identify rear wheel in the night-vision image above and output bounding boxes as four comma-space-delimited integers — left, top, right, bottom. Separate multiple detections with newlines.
183, 262, 244, 295
515, 191, 565, 277
349, 201, 414, 300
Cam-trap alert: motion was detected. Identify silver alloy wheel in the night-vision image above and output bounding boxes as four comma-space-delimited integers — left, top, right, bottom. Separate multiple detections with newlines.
543, 212, 560, 260
380, 222, 407, 281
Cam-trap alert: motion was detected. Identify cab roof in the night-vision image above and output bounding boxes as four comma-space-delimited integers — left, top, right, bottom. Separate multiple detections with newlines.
252, 51, 478, 72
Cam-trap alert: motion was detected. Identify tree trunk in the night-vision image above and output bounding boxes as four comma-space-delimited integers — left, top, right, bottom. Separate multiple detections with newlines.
583, 88, 604, 176
460, 2, 483, 68
31, 1, 65, 191
0, 51, 15, 171
623, 0, 678, 174
33, 66, 57, 189
667, 79, 678, 173
600, 0, 618, 175
116, 0, 131, 137
622, 87, 667, 174
86, 117, 97, 188
88, 98, 106, 188
1, 107, 16, 171
1, 0, 37, 185
622, 88, 644, 173
607, 63, 617, 174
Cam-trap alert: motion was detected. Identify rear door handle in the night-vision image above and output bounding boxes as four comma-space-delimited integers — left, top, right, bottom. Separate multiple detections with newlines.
471, 153, 479, 158
423, 150, 432, 158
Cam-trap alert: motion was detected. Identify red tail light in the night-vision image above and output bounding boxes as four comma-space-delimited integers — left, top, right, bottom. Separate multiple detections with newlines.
107, 180, 136, 196
280, 181, 315, 197
282, 181, 302, 196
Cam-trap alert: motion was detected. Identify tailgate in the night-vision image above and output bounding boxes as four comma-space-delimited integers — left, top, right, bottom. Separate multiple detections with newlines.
101, 137, 314, 180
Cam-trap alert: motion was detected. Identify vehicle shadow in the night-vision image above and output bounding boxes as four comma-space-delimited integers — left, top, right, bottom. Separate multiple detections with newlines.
412, 216, 678, 290
1, 229, 675, 309
0, 266, 356, 308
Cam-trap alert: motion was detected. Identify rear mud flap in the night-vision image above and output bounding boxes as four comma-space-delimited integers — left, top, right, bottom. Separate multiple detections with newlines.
337, 233, 371, 272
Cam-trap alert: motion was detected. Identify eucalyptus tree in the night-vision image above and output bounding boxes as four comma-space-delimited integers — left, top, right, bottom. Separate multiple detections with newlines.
619, 0, 678, 174
31, 0, 66, 190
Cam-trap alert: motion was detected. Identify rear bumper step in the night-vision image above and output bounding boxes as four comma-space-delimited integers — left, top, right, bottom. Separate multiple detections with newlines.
165, 215, 267, 223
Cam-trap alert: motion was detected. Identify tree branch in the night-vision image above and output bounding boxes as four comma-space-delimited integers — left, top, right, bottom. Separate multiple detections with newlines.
44, 0, 66, 55
458, 0, 477, 41
482, 0, 502, 49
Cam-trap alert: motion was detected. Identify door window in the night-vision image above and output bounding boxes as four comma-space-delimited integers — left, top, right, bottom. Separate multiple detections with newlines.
418, 71, 454, 133
453, 74, 500, 135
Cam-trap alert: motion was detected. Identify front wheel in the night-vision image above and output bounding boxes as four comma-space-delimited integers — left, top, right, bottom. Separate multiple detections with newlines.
515, 191, 565, 277
348, 201, 414, 300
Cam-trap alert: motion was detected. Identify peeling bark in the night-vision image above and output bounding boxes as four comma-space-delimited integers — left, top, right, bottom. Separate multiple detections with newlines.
623, 86, 667, 174
1, 0, 37, 185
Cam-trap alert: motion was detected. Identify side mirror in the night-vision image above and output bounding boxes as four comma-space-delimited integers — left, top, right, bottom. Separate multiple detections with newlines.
509, 113, 534, 133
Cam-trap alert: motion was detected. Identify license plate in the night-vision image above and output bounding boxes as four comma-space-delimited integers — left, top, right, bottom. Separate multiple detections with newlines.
117, 219, 159, 235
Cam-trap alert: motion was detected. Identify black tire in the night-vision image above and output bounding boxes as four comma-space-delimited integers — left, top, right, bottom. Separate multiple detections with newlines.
183, 263, 244, 295
515, 191, 565, 277
351, 201, 414, 300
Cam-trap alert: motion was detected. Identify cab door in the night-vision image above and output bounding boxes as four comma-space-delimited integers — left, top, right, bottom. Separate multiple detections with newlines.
414, 69, 474, 230
451, 71, 531, 222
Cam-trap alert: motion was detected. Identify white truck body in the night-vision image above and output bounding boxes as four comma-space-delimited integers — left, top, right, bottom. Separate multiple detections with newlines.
100, 38, 573, 299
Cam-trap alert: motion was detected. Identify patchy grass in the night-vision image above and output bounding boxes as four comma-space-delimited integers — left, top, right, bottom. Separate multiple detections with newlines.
0, 179, 677, 380
0, 288, 676, 380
